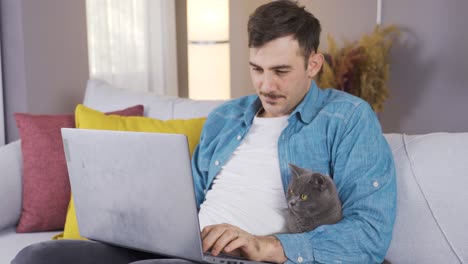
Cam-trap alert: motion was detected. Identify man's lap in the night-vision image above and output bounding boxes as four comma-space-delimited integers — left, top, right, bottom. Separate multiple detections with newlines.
11, 239, 195, 264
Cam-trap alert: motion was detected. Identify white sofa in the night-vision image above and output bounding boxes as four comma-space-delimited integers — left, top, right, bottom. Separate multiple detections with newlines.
0, 79, 467, 263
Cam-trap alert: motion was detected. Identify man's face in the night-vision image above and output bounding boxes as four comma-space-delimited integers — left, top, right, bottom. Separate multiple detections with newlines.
249, 36, 320, 118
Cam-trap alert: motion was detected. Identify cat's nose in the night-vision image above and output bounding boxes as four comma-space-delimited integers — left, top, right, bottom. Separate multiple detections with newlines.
289, 201, 296, 207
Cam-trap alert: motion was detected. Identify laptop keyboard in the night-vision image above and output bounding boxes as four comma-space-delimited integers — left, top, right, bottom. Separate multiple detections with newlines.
203, 252, 247, 264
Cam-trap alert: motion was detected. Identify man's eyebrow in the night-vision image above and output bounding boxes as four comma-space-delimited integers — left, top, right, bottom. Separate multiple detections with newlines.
249, 62, 262, 68
270, 65, 292, 70
249, 62, 292, 70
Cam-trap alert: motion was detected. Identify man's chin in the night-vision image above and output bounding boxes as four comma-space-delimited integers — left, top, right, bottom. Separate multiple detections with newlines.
262, 96, 283, 105
261, 106, 289, 117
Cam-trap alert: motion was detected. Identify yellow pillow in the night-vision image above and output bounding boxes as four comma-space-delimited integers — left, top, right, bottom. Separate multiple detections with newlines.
54, 104, 206, 240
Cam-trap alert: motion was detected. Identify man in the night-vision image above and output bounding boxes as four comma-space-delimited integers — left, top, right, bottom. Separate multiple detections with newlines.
192, 2, 396, 263
13, 1, 396, 264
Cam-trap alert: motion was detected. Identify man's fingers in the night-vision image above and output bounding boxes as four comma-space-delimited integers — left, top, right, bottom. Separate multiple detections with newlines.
201, 225, 214, 240
224, 235, 248, 254
210, 229, 240, 256
202, 225, 229, 253
225, 236, 264, 262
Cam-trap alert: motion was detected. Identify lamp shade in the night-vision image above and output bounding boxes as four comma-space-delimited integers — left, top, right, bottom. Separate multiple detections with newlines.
187, 0, 230, 100
187, 0, 229, 42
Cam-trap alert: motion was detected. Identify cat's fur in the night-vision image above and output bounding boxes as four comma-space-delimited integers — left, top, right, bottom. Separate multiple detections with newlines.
285, 164, 342, 233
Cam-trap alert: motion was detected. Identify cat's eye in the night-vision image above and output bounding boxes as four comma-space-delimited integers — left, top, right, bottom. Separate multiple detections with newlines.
289, 189, 294, 195
300, 194, 308, 201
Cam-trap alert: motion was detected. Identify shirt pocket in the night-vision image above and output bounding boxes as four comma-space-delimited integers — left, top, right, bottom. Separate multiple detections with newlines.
288, 135, 332, 176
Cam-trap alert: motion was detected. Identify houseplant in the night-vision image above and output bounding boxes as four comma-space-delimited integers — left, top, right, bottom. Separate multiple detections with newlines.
316, 25, 400, 112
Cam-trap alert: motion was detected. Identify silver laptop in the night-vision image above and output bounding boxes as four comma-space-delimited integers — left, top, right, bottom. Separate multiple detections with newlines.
61, 128, 263, 264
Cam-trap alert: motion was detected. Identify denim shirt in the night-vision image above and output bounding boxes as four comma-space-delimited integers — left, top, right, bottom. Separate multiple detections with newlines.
191, 81, 396, 264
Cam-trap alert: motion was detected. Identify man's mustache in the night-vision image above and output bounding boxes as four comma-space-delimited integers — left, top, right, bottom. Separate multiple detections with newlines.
259, 92, 285, 99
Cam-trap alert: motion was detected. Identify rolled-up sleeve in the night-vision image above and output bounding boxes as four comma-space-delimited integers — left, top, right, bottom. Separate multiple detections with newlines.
276, 103, 397, 264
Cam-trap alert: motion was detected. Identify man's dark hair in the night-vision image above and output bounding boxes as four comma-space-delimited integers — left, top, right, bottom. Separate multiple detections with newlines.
248, 0, 321, 67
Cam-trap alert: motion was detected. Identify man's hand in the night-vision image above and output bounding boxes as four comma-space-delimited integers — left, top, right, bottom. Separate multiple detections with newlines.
201, 223, 287, 264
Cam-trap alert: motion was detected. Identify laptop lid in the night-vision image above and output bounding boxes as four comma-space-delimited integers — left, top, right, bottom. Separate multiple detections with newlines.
61, 128, 204, 262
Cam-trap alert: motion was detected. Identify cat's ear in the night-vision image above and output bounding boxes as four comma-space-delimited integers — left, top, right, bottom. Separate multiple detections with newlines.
312, 173, 328, 192
289, 163, 307, 178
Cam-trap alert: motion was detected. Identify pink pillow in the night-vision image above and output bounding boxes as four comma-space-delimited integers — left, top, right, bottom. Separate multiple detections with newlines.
14, 105, 144, 232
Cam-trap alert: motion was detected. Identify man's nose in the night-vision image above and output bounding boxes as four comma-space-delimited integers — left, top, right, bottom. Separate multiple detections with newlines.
260, 73, 276, 93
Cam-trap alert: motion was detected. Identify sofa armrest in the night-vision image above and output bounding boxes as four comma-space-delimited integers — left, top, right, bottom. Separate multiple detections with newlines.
385, 133, 468, 263
0, 140, 23, 231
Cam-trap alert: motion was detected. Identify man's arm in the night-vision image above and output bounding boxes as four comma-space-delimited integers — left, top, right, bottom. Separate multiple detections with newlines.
276, 102, 397, 264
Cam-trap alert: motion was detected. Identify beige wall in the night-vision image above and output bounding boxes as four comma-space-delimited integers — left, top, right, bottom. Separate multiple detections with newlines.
300, 0, 378, 51
0, 41, 4, 145
1, 0, 89, 142
175, 0, 189, 98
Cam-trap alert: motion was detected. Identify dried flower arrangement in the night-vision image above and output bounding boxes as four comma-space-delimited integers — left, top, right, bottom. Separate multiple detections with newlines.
316, 25, 400, 112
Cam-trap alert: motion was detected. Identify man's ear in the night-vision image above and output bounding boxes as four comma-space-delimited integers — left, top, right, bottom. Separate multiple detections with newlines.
307, 52, 324, 79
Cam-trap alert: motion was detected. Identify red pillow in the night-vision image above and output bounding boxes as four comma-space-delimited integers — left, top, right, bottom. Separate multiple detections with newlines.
14, 105, 144, 232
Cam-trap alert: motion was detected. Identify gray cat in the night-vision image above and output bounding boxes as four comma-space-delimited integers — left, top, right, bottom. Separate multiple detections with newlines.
286, 164, 391, 264
285, 164, 342, 233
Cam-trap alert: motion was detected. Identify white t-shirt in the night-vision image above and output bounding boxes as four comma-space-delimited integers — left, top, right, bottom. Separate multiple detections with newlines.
198, 115, 289, 236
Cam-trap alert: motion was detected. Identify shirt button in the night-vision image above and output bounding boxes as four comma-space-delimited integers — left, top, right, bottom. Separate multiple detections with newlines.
214, 160, 220, 166
236, 135, 242, 140
297, 256, 303, 263
373, 181, 379, 188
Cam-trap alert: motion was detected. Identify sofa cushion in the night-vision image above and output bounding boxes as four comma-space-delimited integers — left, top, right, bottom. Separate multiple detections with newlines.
0, 141, 22, 232
384, 133, 468, 263
0, 227, 58, 264
14, 105, 144, 233
83, 79, 223, 120
58, 104, 206, 240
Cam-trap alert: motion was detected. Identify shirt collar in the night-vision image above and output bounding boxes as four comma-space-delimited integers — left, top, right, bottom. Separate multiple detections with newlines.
243, 80, 322, 125
244, 97, 262, 126
289, 80, 322, 124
